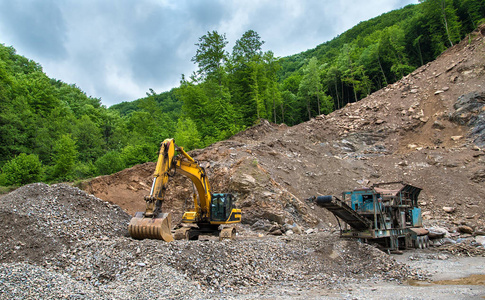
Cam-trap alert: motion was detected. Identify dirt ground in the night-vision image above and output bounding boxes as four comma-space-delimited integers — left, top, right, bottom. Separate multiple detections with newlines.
243, 254, 485, 299
341, 253, 485, 300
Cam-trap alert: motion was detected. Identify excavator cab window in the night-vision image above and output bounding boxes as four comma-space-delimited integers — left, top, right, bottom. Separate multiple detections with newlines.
210, 193, 232, 221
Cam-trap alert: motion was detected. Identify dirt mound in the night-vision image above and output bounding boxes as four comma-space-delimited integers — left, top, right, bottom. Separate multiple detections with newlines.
82, 162, 155, 216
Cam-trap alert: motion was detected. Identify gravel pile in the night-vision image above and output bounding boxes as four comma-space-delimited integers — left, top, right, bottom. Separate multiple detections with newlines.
0, 183, 425, 299
0, 183, 129, 264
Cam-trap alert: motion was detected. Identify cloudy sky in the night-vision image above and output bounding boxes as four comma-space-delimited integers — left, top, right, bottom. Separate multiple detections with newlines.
0, 0, 418, 107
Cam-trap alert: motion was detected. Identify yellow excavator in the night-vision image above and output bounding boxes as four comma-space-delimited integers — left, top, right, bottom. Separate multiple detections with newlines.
128, 138, 241, 241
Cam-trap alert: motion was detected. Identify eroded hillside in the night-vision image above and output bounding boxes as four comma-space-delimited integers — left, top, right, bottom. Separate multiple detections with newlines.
84, 26, 485, 233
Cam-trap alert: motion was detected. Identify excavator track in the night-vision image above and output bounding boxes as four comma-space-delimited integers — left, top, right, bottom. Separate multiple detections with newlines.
174, 227, 192, 240
128, 212, 174, 242
219, 227, 236, 240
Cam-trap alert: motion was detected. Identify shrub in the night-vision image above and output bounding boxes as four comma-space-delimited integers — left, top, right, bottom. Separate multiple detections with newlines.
121, 143, 157, 167
51, 134, 78, 181
1, 153, 44, 185
95, 151, 126, 175
72, 161, 97, 179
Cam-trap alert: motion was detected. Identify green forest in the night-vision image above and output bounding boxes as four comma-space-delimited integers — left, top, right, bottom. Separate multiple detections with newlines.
1, 0, 484, 187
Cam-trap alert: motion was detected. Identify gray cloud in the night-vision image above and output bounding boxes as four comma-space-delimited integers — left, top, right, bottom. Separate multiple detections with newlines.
0, 0, 417, 106
0, 0, 67, 59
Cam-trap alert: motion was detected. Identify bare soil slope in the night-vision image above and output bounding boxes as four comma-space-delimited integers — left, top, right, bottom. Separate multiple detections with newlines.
84, 26, 485, 233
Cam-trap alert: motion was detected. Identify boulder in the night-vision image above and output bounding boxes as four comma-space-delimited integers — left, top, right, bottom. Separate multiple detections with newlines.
250, 220, 272, 231
427, 227, 449, 239
450, 91, 485, 147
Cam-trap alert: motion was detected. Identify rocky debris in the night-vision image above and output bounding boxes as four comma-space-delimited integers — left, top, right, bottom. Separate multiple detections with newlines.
450, 91, 485, 147
424, 222, 485, 256
0, 183, 426, 299
437, 243, 485, 257
0, 183, 130, 265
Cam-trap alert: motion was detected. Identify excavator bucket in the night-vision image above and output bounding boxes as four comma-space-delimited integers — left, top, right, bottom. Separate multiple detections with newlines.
128, 212, 174, 242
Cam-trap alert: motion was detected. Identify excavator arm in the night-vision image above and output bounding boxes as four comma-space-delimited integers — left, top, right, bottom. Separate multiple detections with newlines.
143, 138, 176, 217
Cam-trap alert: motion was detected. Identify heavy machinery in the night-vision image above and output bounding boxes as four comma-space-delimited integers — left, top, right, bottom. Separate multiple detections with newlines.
308, 182, 429, 251
128, 138, 241, 242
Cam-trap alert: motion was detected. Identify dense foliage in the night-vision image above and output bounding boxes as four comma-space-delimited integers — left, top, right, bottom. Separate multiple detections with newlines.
0, 44, 167, 185
278, 0, 485, 120
1, 0, 484, 186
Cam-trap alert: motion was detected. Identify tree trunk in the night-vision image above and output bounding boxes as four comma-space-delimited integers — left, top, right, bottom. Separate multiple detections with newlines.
273, 88, 276, 123
377, 53, 388, 86
280, 102, 285, 124
334, 79, 340, 109
441, 0, 454, 47
341, 80, 344, 106
307, 99, 311, 120
417, 38, 423, 66
316, 87, 321, 115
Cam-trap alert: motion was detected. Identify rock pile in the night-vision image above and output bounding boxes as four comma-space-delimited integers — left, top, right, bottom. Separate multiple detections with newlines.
0, 183, 424, 299
427, 223, 485, 256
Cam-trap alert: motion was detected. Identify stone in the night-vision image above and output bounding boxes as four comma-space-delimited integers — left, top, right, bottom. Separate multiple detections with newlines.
427, 227, 448, 239
305, 228, 316, 234
293, 224, 303, 234
441, 237, 456, 245
475, 236, 485, 246
251, 219, 272, 231
458, 225, 474, 234
268, 229, 283, 236
432, 121, 446, 130
443, 207, 455, 213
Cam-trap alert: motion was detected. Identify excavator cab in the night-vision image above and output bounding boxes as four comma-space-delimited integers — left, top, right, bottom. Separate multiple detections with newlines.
210, 193, 233, 222
210, 193, 241, 224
